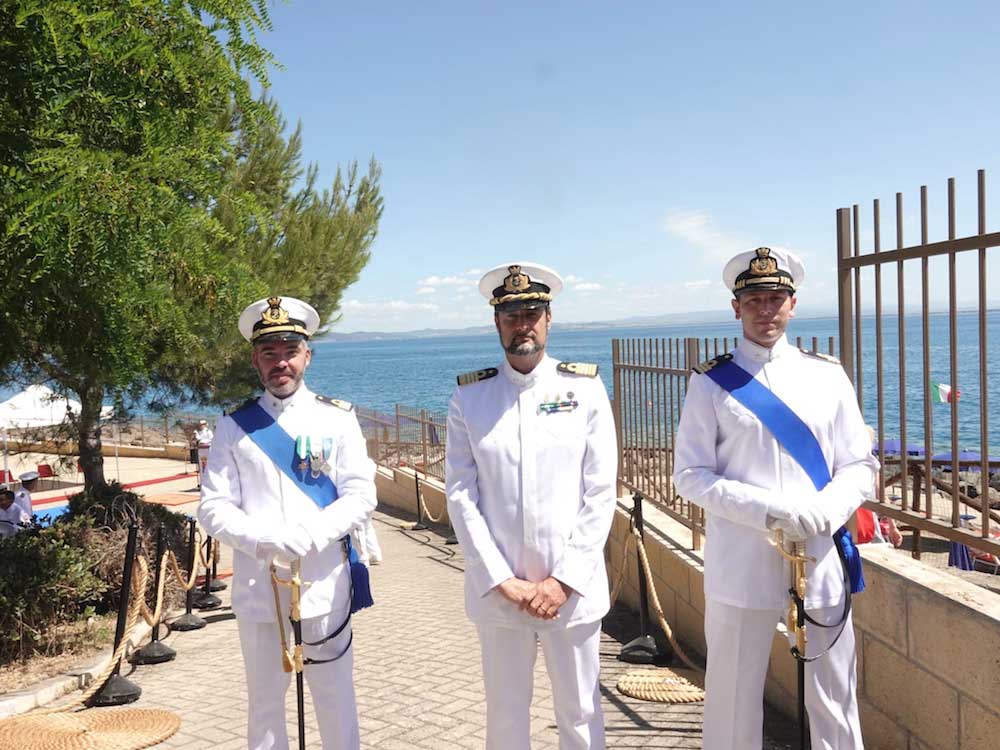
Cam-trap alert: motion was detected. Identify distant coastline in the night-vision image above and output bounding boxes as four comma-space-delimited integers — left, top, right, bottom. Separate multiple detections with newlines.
317, 306, 994, 344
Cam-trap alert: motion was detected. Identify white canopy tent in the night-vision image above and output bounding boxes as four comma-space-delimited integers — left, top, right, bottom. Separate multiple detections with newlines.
0, 385, 113, 478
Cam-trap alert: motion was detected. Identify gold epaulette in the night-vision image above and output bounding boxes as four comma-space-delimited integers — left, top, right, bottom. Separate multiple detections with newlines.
799, 349, 840, 365
316, 394, 353, 411
692, 353, 733, 375
557, 361, 599, 377
457, 367, 498, 386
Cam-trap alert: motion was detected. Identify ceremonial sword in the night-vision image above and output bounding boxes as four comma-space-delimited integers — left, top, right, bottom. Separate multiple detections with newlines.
271, 559, 307, 750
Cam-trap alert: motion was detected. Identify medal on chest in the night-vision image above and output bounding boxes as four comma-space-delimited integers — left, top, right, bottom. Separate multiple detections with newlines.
538, 391, 579, 414
295, 435, 310, 472
309, 435, 326, 478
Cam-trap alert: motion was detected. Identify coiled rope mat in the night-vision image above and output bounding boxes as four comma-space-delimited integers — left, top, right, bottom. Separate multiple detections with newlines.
0, 709, 180, 750
616, 668, 705, 704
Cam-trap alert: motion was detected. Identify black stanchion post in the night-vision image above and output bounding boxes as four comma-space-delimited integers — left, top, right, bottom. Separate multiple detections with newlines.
619, 493, 672, 665
90, 522, 143, 706
133, 525, 177, 665
209, 537, 227, 591
411, 471, 428, 531
193, 534, 222, 610
171, 517, 206, 631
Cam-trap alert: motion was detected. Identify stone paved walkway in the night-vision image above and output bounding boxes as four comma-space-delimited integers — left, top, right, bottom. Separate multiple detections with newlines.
102, 507, 795, 749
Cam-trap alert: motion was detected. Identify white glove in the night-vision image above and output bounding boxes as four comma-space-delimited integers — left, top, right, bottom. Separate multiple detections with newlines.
766, 495, 828, 540
798, 498, 831, 537
283, 523, 314, 558
255, 524, 314, 563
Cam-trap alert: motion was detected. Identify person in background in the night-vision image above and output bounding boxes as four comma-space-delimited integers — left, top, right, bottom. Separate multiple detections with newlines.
15, 471, 38, 516
192, 419, 214, 489
0, 488, 29, 539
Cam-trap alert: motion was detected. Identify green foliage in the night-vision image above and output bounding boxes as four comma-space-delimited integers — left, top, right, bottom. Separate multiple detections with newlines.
0, 1, 382, 489
203, 97, 384, 404
0, 517, 108, 664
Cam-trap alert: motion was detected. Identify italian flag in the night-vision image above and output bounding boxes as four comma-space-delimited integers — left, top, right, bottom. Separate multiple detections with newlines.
932, 383, 960, 403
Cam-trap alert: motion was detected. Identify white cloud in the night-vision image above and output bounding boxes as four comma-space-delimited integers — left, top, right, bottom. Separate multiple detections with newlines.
683, 279, 713, 289
564, 274, 583, 284
416, 287, 436, 295
416, 274, 476, 287
463, 268, 483, 276
573, 282, 604, 292
342, 299, 439, 312
661, 209, 745, 262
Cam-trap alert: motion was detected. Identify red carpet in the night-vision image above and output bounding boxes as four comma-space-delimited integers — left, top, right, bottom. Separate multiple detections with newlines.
34, 472, 195, 508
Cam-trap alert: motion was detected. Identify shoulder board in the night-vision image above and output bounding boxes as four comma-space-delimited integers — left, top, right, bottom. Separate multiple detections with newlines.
799, 348, 840, 365
316, 394, 353, 411
457, 367, 498, 386
692, 353, 733, 375
557, 362, 599, 377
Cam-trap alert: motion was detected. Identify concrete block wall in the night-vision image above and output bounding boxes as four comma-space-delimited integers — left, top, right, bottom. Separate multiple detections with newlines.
606, 500, 1000, 750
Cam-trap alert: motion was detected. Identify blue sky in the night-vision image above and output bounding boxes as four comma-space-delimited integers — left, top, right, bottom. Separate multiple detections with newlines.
257, 1, 1000, 332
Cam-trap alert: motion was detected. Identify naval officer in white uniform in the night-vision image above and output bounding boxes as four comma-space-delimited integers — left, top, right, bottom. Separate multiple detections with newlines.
446, 263, 618, 750
672, 248, 877, 750
198, 296, 376, 750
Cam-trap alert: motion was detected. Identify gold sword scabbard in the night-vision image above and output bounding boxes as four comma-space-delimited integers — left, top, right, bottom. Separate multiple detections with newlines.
271, 558, 307, 674
771, 530, 814, 657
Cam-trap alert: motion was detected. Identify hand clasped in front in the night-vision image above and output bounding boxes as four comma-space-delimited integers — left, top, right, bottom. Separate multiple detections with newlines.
496, 576, 573, 620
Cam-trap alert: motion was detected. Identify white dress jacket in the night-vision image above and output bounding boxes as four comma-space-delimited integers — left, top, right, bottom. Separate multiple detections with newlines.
673, 336, 878, 610
446, 355, 618, 629
198, 385, 377, 622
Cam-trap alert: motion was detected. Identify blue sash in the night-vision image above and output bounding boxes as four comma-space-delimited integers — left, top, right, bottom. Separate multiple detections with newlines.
703, 358, 865, 593
231, 399, 374, 612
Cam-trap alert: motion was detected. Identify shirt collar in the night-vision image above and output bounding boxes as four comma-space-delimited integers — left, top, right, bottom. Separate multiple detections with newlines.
501, 353, 556, 388
262, 383, 312, 413
737, 334, 793, 363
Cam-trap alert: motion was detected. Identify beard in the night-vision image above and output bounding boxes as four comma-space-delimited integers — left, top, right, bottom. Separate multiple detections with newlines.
260, 369, 304, 399
504, 338, 544, 356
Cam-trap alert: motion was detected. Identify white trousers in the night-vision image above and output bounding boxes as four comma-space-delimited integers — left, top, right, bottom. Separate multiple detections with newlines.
476, 621, 606, 750
238, 613, 359, 750
703, 599, 863, 750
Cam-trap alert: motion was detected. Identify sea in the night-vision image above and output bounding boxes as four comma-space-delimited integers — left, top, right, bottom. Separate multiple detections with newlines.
306, 310, 1000, 453
3, 310, 999, 452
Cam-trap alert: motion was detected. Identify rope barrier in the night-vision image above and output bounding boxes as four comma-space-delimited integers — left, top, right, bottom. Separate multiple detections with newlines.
630, 526, 701, 673
165, 530, 203, 592
416, 483, 446, 524
608, 525, 637, 609
138, 553, 171, 627
34, 555, 150, 714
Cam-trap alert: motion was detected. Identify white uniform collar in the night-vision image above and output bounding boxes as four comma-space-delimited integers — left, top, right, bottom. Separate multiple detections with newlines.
501, 353, 556, 388
262, 383, 313, 412
737, 334, 793, 363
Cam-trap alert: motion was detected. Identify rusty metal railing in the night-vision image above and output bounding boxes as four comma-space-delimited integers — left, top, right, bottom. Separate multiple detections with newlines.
837, 169, 1000, 560
355, 404, 447, 481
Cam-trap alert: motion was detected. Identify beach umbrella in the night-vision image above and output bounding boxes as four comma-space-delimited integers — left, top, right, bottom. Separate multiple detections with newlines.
0, 384, 112, 474
872, 438, 926, 457
931, 450, 993, 471
948, 540, 974, 570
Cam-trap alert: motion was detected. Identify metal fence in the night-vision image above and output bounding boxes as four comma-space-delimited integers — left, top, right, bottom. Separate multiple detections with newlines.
612, 335, 836, 550
837, 169, 1000, 559
355, 404, 447, 481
